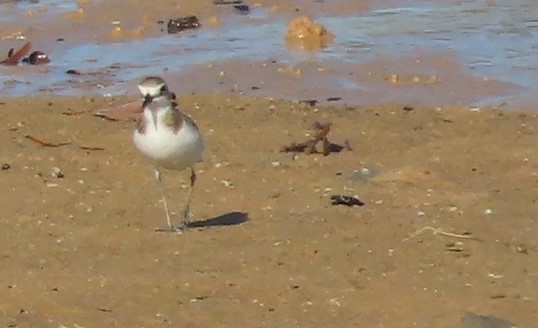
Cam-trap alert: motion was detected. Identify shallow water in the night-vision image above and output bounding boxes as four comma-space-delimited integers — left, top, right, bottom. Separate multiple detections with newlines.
0, 0, 77, 23
1, 0, 537, 109
351, 1, 538, 89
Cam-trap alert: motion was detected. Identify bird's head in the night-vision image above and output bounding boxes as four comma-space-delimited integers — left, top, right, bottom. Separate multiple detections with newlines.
138, 76, 175, 107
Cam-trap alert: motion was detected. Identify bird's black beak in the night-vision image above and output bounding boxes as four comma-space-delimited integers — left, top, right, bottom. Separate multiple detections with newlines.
142, 94, 153, 108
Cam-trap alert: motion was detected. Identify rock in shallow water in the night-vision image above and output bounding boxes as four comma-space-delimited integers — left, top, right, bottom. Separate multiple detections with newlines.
285, 16, 334, 51
167, 15, 201, 34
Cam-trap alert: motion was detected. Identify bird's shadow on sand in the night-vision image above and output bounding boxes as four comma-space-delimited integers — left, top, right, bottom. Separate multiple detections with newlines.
187, 211, 249, 229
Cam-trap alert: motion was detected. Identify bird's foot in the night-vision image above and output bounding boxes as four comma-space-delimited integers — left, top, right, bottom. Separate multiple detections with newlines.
155, 225, 184, 233
178, 220, 189, 232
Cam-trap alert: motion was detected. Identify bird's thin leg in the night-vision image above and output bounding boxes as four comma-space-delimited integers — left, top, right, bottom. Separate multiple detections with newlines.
154, 168, 174, 232
179, 167, 196, 231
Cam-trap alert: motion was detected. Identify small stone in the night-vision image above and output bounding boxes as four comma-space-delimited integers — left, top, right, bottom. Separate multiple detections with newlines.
270, 191, 280, 199
329, 297, 341, 307
387, 73, 399, 83
221, 179, 233, 188
344, 167, 377, 182
426, 75, 438, 83
233, 4, 250, 14
51, 167, 65, 178
1, 163, 10, 170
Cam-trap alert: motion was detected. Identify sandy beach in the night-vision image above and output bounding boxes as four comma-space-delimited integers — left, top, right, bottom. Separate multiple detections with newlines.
0, 94, 536, 327
1, 0, 537, 327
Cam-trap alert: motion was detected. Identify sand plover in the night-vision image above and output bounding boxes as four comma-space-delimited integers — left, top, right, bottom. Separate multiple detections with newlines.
133, 76, 204, 232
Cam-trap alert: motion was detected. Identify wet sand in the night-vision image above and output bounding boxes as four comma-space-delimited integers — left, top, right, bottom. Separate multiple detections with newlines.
2, 0, 534, 110
0, 0, 383, 45
0, 0, 536, 111
0, 94, 536, 327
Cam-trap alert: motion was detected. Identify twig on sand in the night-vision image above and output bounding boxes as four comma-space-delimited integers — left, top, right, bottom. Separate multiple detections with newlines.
80, 146, 105, 151
92, 113, 119, 122
25, 135, 70, 148
62, 109, 90, 116
402, 226, 483, 242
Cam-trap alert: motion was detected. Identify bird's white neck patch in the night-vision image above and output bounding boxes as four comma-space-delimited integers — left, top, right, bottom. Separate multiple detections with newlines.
138, 85, 163, 97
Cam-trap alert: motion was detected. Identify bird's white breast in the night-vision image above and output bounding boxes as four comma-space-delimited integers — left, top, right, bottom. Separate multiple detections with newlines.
133, 109, 204, 171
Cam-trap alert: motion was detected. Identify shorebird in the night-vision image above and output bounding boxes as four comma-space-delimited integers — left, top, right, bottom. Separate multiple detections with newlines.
133, 76, 204, 232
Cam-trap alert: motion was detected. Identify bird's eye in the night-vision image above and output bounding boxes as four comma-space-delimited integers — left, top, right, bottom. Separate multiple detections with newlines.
160, 85, 167, 94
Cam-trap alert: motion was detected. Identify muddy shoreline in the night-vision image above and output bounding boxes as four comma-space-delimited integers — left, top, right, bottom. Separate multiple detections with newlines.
2, 0, 537, 110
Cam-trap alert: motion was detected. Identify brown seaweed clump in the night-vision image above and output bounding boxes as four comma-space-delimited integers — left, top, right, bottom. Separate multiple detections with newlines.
281, 121, 351, 156
285, 16, 334, 51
